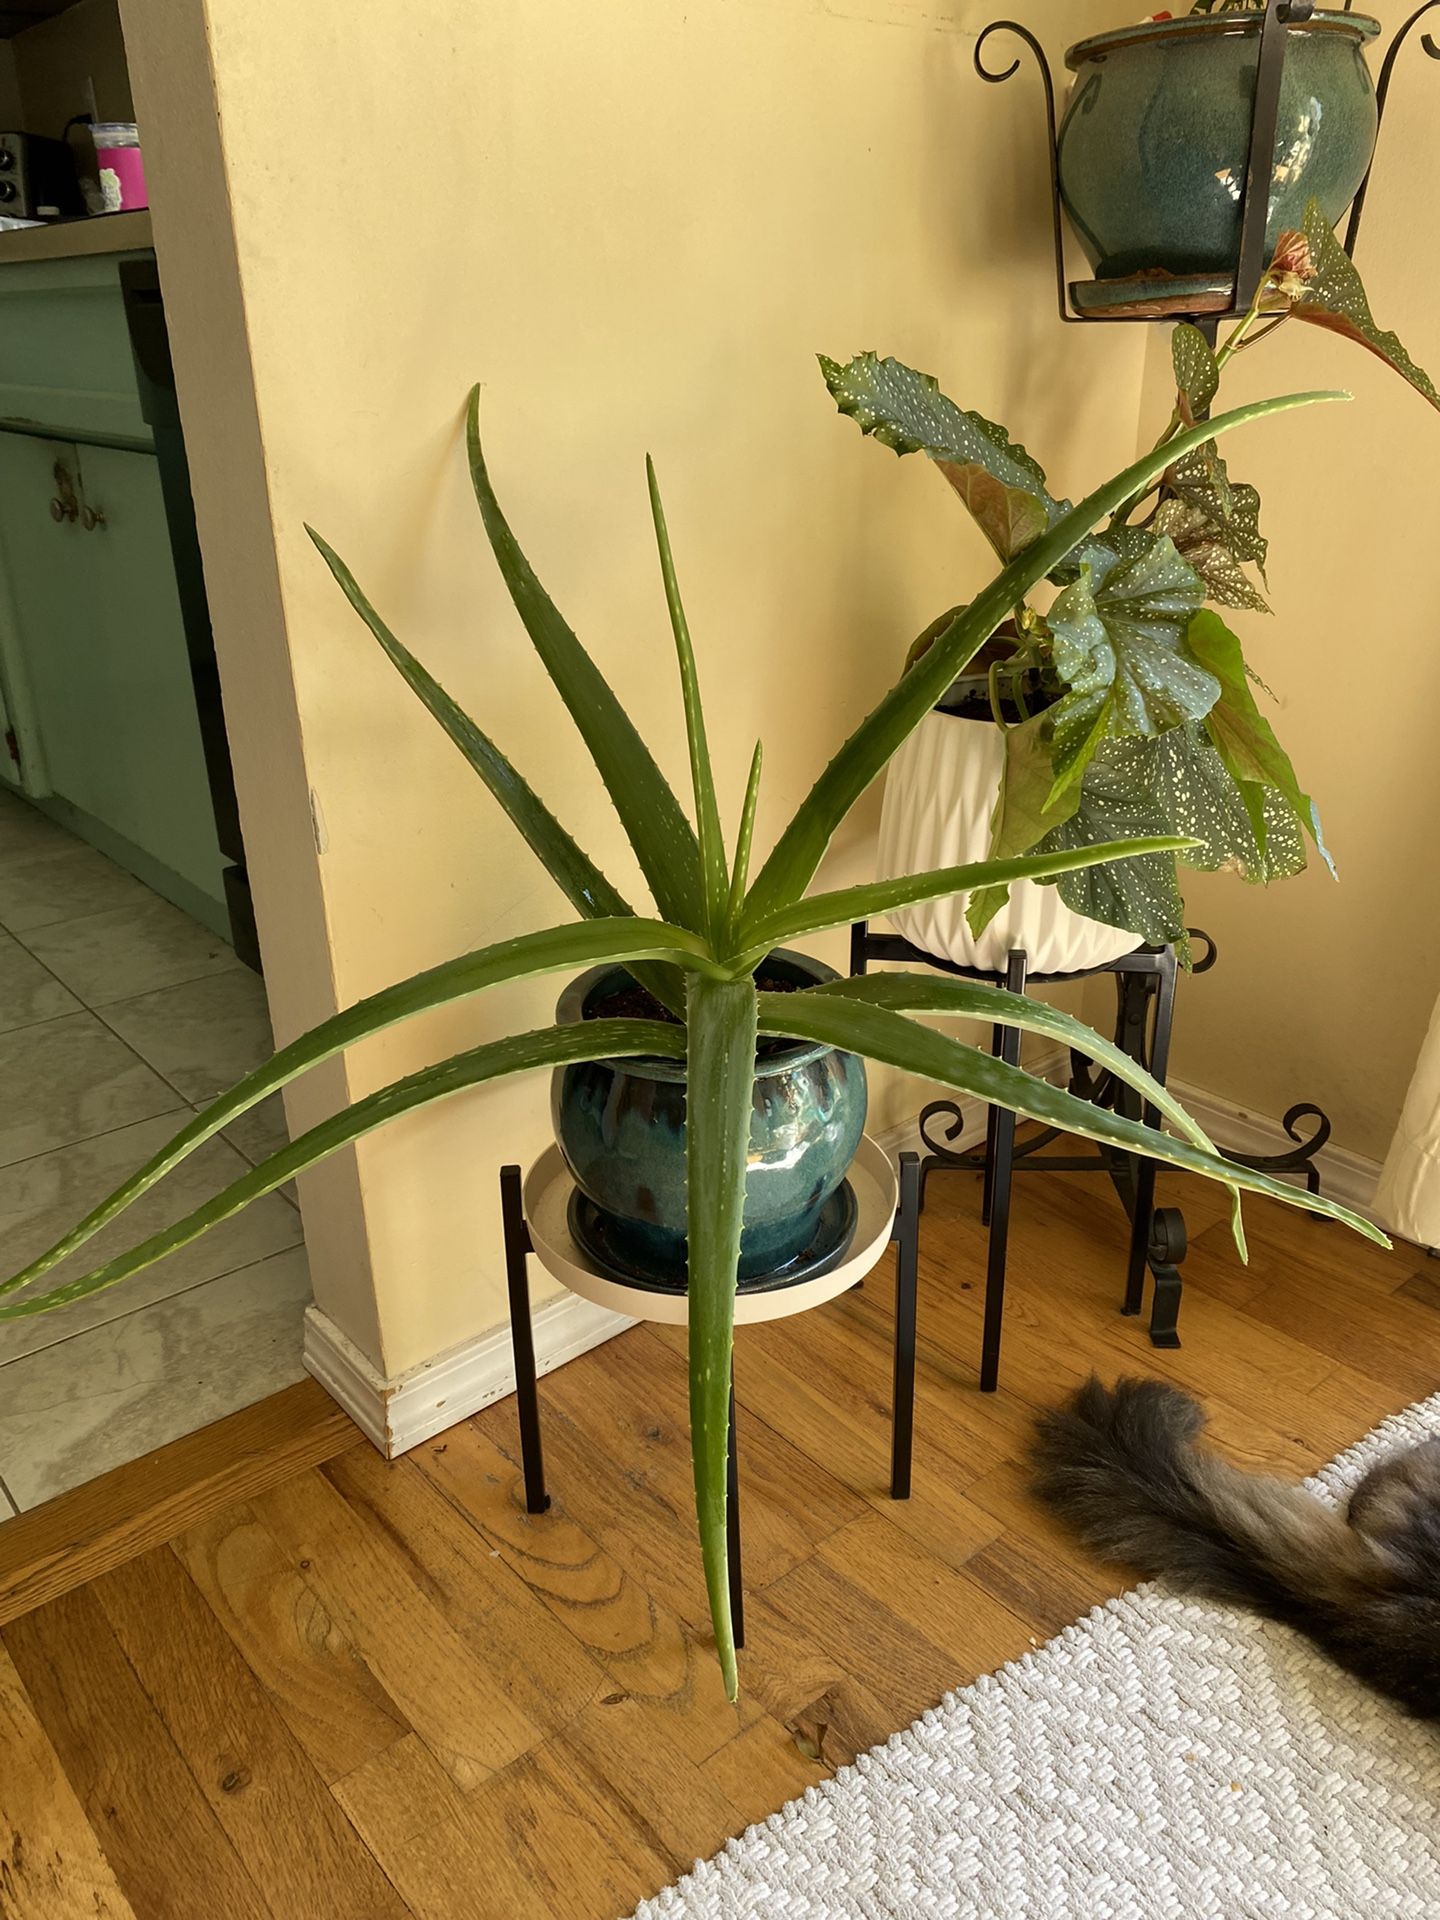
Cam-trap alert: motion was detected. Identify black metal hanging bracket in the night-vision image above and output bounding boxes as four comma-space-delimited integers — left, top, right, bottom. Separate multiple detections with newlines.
975, 0, 1436, 328
1344, 0, 1440, 257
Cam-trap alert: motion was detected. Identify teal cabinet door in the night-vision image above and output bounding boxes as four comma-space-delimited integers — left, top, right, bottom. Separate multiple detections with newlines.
0, 430, 227, 913
0, 432, 88, 800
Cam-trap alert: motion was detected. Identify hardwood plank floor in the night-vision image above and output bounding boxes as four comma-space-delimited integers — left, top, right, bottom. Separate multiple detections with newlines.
2, 1154, 1436, 1920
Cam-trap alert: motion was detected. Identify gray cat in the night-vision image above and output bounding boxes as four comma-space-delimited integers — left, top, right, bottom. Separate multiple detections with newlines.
1031, 1376, 1440, 1719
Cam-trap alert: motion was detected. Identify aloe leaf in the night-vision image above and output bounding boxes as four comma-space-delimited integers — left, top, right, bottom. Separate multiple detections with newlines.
727, 740, 763, 932
746, 388, 1346, 923
647, 459, 728, 935
1290, 199, 1440, 412
755, 994, 1388, 1249
0, 1021, 685, 1321
803, 972, 1221, 1165
1, 918, 709, 1301
738, 837, 1194, 956
684, 973, 759, 1701
308, 526, 687, 1016
465, 389, 705, 928
308, 529, 629, 920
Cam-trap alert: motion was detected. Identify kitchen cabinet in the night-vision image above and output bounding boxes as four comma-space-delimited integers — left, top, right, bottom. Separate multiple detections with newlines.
0, 245, 237, 940
0, 429, 226, 913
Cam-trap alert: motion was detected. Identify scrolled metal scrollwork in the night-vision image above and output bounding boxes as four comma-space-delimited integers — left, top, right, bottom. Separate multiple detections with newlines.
918, 1098, 973, 1163
972, 20, 1076, 326
1344, 0, 1439, 256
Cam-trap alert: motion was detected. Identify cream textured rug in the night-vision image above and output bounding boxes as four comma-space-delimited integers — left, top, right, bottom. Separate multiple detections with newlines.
633, 1394, 1440, 1920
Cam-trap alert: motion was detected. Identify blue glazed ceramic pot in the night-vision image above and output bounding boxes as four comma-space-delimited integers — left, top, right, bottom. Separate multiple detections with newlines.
1056, 12, 1379, 282
552, 949, 867, 1287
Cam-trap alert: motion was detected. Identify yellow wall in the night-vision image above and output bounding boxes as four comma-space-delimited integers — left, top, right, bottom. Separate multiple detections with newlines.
120, 0, 1150, 1379
1127, 39, 1440, 1161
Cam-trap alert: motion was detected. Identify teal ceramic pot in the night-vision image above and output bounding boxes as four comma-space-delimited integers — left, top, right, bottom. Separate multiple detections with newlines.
1056, 12, 1379, 282
552, 950, 867, 1288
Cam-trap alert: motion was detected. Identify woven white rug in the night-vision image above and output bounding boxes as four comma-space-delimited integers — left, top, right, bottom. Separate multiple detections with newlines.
633, 1393, 1440, 1920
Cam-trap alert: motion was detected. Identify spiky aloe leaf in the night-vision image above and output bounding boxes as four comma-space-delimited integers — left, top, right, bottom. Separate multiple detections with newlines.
684, 972, 759, 1701
754, 994, 1387, 1246
739, 836, 1192, 957
466, 389, 706, 928
727, 740, 763, 933
805, 971, 1218, 1156
0, 1021, 685, 1320
647, 459, 728, 936
1, 919, 709, 1302
309, 527, 686, 1014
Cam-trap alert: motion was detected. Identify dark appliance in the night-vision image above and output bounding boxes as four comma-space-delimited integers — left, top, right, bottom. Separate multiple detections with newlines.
0, 131, 82, 217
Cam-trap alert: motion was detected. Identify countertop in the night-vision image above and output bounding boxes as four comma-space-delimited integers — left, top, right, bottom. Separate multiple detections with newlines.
0, 210, 154, 266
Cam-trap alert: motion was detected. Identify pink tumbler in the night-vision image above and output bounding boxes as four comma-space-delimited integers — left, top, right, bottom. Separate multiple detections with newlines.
92, 122, 148, 212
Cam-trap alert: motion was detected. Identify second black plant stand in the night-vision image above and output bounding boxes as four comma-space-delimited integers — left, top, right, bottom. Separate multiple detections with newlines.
849, 921, 1332, 1391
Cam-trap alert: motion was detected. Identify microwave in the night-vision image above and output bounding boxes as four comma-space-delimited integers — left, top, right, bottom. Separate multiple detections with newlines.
0, 132, 82, 219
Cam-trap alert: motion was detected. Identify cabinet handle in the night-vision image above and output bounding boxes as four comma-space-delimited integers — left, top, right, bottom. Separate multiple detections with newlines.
50, 496, 78, 523
81, 505, 107, 532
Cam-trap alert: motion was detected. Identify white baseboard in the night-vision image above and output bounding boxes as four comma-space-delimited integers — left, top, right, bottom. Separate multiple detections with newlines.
307, 1058, 1382, 1456
303, 1291, 635, 1458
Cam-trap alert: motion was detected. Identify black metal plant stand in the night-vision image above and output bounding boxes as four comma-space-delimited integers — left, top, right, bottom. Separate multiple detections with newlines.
499, 1150, 926, 1638
892, 0, 1437, 1382
850, 921, 1333, 1390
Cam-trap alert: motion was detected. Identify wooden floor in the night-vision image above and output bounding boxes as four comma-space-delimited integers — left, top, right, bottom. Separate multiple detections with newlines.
2, 1149, 1437, 1920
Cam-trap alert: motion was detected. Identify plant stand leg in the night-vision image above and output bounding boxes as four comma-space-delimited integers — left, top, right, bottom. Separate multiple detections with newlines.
980, 1026, 1002, 1228
1140, 951, 1183, 1345
980, 950, 1027, 1393
890, 1151, 922, 1500
1109, 962, 1186, 1348
726, 1377, 744, 1650
501, 1163, 550, 1514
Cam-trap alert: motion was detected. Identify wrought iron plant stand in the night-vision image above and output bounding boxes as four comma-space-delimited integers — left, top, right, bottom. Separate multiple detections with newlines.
849, 923, 1332, 1391
872, 0, 1438, 1385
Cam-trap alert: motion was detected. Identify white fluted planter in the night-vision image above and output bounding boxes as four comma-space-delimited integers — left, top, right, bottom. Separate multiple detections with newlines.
876, 712, 1142, 975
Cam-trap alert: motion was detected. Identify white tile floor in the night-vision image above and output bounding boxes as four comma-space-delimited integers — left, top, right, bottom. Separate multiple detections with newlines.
0, 786, 310, 1511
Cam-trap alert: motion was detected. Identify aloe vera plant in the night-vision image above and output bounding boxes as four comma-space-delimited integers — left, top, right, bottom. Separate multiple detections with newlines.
0, 380, 1388, 1699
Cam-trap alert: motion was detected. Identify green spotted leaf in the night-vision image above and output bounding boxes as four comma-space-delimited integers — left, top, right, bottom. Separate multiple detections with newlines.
819, 352, 1060, 560
965, 713, 1081, 939
1153, 500, 1270, 613
1290, 200, 1440, 413
1036, 722, 1306, 949
1166, 445, 1268, 576
1186, 608, 1334, 876
1045, 535, 1217, 800
1172, 322, 1219, 421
